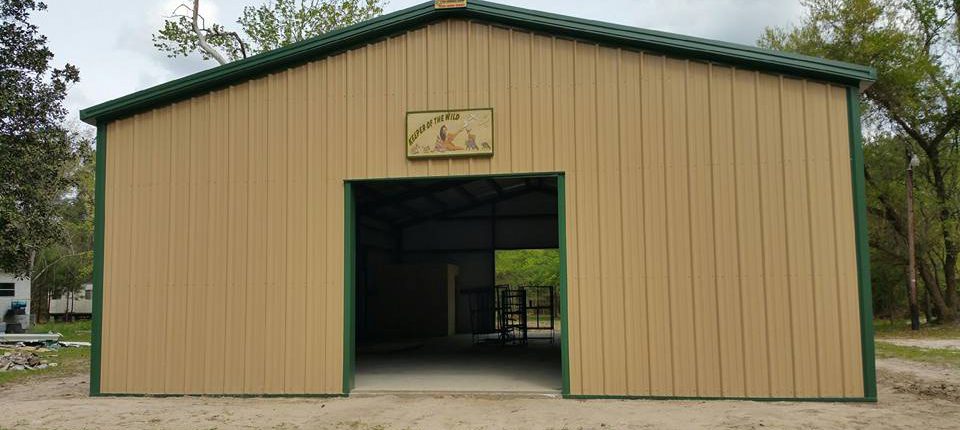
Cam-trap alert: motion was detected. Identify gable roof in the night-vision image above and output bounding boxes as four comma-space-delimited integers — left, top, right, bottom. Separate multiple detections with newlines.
80, 0, 875, 125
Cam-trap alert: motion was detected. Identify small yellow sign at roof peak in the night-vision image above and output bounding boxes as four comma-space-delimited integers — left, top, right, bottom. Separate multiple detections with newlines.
435, 0, 467, 9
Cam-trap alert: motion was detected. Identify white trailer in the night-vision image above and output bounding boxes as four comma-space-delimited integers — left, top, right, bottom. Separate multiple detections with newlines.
0, 273, 31, 331
49, 283, 93, 318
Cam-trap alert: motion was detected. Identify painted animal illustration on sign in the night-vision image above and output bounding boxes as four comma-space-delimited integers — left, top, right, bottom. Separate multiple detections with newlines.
465, 131, 479, 150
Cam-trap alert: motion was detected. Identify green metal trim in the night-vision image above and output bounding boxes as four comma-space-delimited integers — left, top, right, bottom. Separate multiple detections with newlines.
557, 174, 570, 396
465, 1, 874, 85
847, 87, 877, 400
564, 394, 877, 402
343, 182, 356, 394
93, 393, 347, 398
348, 171, 564, 184
90, 124, 107, 396
80, 1, 874, 125
343, 172, 565, 395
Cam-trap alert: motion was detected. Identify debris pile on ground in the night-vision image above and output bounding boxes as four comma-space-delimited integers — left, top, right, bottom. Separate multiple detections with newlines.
0, 332, 88, 352
0, 332, 62, 343
0, 333, 86, 372
0, 350, 57, 372
0, 341, 57, 352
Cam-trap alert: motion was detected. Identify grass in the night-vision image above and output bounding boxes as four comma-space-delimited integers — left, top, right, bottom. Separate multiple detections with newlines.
873, 319, 960, 370
0, 320, 91, 387
875, 341, 960, 369
874, 319, 960, 339
29, 319, 93, 341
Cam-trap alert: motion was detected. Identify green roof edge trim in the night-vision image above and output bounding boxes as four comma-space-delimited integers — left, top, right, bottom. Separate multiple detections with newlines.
80, 0, 876, 125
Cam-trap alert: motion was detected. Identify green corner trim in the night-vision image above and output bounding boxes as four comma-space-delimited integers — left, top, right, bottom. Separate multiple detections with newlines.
92, 393, 347, 398
557, 174, 571, 396
90, 124, 107, 396
847, 87, 877, 400
564, 394, 877, 402
343, 182, 356, 394
79, 0, 875, 125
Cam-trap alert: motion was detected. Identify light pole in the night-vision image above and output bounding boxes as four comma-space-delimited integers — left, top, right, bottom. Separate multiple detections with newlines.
906, 149, 920, 330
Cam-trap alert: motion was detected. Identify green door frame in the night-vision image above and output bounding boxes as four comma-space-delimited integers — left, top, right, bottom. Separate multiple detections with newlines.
342, 172, 569, 395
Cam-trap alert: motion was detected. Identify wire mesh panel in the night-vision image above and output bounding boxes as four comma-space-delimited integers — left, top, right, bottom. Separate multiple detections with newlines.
464, 284, 558, 345
464, 287, 498, 344
522, 285, 556, 342
498, 287, 527, 345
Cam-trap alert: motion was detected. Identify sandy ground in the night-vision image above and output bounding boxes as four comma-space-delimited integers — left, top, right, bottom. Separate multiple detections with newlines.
877, 357, 960, 402
881, 338, 960, 350
0, 359, 958, 430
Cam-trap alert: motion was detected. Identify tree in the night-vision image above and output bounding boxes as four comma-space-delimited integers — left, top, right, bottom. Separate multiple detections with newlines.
0, 0, 81, 278
760, 0, 960, 323
495, 249, 561, 288
153, 0, 386, 65
29, 129, 94, 321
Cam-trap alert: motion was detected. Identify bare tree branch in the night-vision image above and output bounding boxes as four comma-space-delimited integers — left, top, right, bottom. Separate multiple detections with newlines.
191, 0, 228, 65
30, 250, 91, 281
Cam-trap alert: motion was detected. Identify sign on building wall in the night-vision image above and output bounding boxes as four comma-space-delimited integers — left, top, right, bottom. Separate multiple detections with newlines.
406, 108, 493, 159
434, 0, 467, 9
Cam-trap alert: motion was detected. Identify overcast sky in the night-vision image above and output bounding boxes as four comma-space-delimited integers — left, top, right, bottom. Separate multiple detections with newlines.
34, 0, 805, 130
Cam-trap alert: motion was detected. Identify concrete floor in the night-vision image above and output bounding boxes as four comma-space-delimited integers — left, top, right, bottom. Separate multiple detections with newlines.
354, 333, 561, 393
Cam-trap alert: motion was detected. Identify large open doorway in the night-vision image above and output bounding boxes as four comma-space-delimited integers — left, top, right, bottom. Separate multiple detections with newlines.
348, 174, 565, 393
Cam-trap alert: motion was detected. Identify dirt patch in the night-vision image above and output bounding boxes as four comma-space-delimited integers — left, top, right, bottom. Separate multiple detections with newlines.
0, 371, 88, 400
877, 358, 960, 402
2, 361, 960, 429
881, 338, 960, 350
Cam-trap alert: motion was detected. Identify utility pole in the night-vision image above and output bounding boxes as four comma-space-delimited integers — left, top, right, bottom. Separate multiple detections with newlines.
906, 149, 920, 330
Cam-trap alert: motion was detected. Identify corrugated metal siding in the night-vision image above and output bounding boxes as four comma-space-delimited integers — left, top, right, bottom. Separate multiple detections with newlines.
101, 19, 863, 397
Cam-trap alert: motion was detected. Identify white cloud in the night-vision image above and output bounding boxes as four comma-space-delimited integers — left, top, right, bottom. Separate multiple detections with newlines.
149, 0, 222, 29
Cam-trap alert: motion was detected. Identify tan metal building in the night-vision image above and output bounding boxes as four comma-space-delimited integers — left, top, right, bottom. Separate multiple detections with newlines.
80, 0, 877, 400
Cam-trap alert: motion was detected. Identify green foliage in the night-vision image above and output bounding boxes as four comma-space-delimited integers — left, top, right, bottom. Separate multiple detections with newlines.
0, 0, 82, 276
153, 0, 386, 63
761, 0, 960, 322
27, 130, 95, 319
495, 249, 560, 287
153, 14, 246, 62
30, 319, 91, 341
240, 0, 385, 53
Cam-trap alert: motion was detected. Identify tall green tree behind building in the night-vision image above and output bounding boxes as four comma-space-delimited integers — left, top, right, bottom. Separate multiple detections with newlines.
153, 0, 386, 65
29, 130, 94, 320
760, 0, 960, 323
496, 249, 560, 287
0, 0, 83, 280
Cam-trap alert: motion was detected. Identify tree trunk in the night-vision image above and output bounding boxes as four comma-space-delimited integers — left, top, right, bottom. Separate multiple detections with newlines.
66, 291, 73, 322
922, 142, 959, 322
918, 257, 955, 322
28, 250, 44, 324
906, 154, 920, 329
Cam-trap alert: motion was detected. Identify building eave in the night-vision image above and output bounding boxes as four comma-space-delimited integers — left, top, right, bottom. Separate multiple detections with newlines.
80, 0, 876, 125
